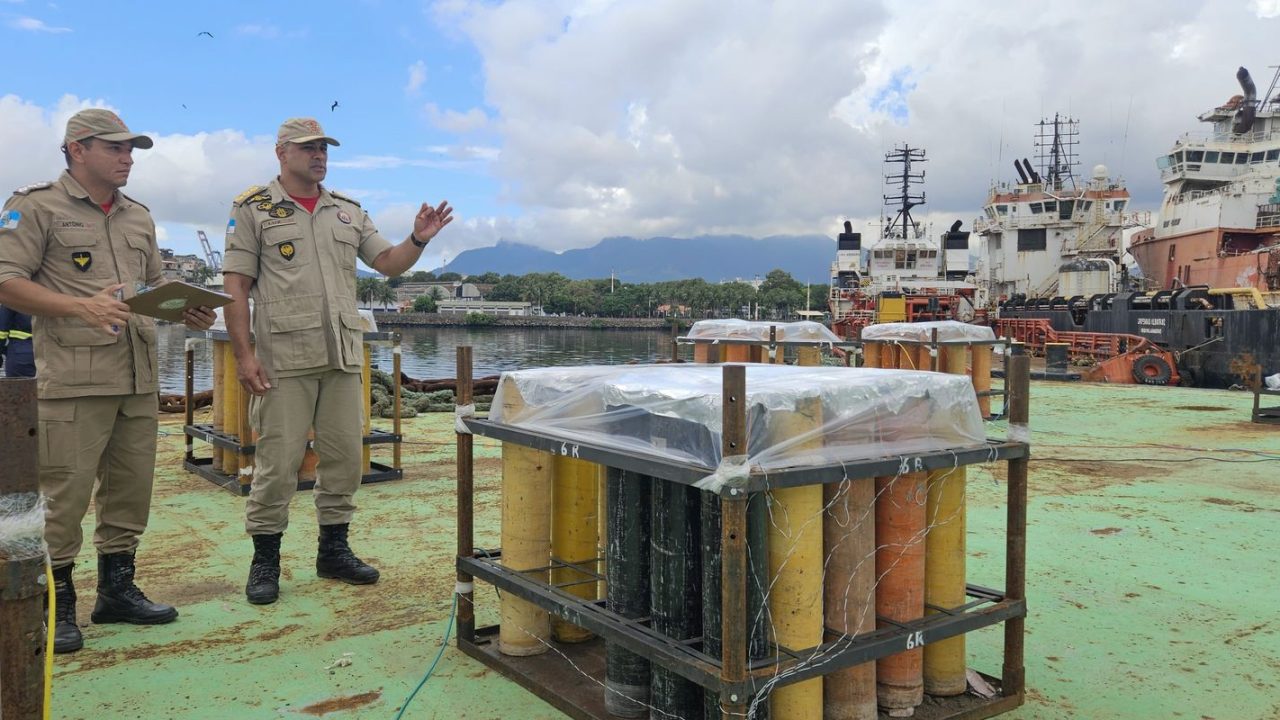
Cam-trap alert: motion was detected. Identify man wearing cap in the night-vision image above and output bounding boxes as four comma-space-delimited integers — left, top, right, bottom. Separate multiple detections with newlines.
0, 108, 217, 653
223, 117, 452, 605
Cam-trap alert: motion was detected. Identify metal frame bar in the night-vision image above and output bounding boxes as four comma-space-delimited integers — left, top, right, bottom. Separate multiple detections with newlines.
464, 419, 1024, 494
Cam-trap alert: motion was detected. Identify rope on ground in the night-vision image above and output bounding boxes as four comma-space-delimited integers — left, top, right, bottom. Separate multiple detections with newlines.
393, 593, 458, 720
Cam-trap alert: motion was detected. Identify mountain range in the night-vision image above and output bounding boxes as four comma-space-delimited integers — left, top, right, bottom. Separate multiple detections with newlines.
431, 235, 838, 283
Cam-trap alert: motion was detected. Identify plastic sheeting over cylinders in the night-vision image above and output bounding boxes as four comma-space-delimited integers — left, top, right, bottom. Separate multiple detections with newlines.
498, 378, 552, 657
551, 456, 601, 643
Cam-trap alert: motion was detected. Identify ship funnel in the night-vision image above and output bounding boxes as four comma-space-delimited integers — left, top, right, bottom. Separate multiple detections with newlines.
1021, 158, 1041, 184
942, 220, 970, 280
1232, 66, 1258, 135
1013, 160, 1030, 184
843, 220, 853, 234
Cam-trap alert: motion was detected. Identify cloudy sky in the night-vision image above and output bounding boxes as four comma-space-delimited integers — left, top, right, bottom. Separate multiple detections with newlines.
2, 0, 1278, 272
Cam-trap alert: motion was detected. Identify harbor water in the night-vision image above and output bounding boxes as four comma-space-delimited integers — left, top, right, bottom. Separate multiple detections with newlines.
155, 324, 673, 394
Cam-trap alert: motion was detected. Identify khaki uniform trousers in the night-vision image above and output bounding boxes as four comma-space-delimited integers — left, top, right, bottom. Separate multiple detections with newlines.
246, 370, 363, 535
38, 393, 158, 569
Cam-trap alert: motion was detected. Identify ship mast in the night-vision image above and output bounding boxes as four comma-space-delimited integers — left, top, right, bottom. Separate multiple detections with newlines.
883, 144, 926, 240
1035, 114, 1080, 191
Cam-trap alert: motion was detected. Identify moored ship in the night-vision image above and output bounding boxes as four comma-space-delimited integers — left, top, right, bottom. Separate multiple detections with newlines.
829, 144, 980, 339
975, 115, 1146, 301
1128, 66, 1280, 299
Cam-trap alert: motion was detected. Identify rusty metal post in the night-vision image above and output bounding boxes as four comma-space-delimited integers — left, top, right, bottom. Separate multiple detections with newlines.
718, 365, 749, 720
1002, 354, 1030, 698
0, 378, 47, 720
456, 346, 476, 644
393, 335, 403, 470
184, 337, 195, 463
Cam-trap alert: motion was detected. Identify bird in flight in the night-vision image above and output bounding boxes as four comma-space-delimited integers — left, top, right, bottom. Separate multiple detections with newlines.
331, 101, 340, 112
197, 31, 213, 38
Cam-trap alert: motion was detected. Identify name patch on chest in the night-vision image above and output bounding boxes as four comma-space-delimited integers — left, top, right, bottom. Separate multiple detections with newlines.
261, 218, 295, 230
54, 219, 97, 231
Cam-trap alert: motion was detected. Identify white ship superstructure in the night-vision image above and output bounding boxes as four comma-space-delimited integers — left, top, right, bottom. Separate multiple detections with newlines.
975, 115, 1143, 300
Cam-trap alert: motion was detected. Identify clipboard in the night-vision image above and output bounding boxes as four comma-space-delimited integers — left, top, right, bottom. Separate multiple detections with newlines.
124, 281, 233, 323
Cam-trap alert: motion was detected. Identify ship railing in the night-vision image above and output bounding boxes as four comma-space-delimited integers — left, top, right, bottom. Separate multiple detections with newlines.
1169, 186, 1232, 205
1256, 208, 1280, 229
1176, 127, 1280, 145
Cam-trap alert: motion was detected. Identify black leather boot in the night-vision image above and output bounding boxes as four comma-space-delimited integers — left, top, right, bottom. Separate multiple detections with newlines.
51, 564, 83, 653
246, 533, 282, 605
90, 552, 179, 625
316, 524, 379, 585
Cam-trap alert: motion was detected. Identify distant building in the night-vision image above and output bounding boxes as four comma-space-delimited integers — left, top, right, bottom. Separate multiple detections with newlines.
395, 281, 482, 306
721, 276, 764, 290
437, 299, 539, 316
158, 248, 210, 284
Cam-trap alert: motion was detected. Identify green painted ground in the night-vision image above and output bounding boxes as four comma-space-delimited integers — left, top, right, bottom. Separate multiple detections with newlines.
46, 380, 1278, 719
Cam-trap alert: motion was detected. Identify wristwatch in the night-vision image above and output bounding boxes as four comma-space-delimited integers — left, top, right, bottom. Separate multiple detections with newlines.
410, 233, 428, 248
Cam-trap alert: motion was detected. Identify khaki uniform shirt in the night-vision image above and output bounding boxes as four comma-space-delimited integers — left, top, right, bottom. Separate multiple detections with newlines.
222, 179, 393, 378
0, 171, 162, 399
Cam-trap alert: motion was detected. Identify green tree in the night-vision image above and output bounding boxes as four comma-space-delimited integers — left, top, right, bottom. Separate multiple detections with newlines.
412, 294, 438, 313
408, 270, 435, 283
759, 269, 805, 319
437, 271, 463, 281
467, 271, 502, 284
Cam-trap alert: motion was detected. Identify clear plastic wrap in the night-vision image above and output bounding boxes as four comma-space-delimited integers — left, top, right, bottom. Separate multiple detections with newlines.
861, 320, 995, 343
490, 364, 985, 478
686, 319, 844, 344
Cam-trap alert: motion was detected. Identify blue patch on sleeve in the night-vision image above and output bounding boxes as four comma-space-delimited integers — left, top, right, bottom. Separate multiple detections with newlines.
225, 218, 236, 236
0, 210, 20, 231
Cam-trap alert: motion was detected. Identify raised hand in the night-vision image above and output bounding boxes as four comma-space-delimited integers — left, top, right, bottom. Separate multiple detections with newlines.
411, 200, 454, 246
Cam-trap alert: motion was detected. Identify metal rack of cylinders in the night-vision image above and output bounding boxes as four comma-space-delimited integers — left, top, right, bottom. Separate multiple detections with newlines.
181, 323, 404, 495
452, 344, 1031, 720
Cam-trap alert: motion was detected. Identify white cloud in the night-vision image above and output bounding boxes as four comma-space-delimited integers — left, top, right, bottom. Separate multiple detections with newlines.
405, 60, 428, 94
332, 145, 498, 170
424, 0, 1280, 255
424, 103, 489, 133
0, 94, 277, 257
10, 16, 70, 32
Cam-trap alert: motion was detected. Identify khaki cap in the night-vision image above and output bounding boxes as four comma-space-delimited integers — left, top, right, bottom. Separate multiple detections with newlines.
63, 108, 154, 149
276, 117, 340, 146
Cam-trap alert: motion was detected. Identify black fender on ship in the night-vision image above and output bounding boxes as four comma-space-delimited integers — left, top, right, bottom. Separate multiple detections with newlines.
1132, 355, 1174, 385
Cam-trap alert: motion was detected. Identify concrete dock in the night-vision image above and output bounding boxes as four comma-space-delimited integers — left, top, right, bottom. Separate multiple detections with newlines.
43, 380, 1279, 719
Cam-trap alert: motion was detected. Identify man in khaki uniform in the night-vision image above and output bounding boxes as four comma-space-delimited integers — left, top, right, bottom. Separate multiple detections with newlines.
223, 118, 452, 604
0, 109, 216, 653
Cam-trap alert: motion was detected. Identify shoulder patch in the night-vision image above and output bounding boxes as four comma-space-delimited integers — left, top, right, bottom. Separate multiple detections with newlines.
119, 192, 150, 211
328, 190, 361, 208
12, 181, 53, 196
233, 185, 269, 206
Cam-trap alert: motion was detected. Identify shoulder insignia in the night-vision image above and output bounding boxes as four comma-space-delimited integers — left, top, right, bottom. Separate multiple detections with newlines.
328, 190, 361, 208
119, 192, 150, 211
233, 185, 268, 206
12, 181, 53, 196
